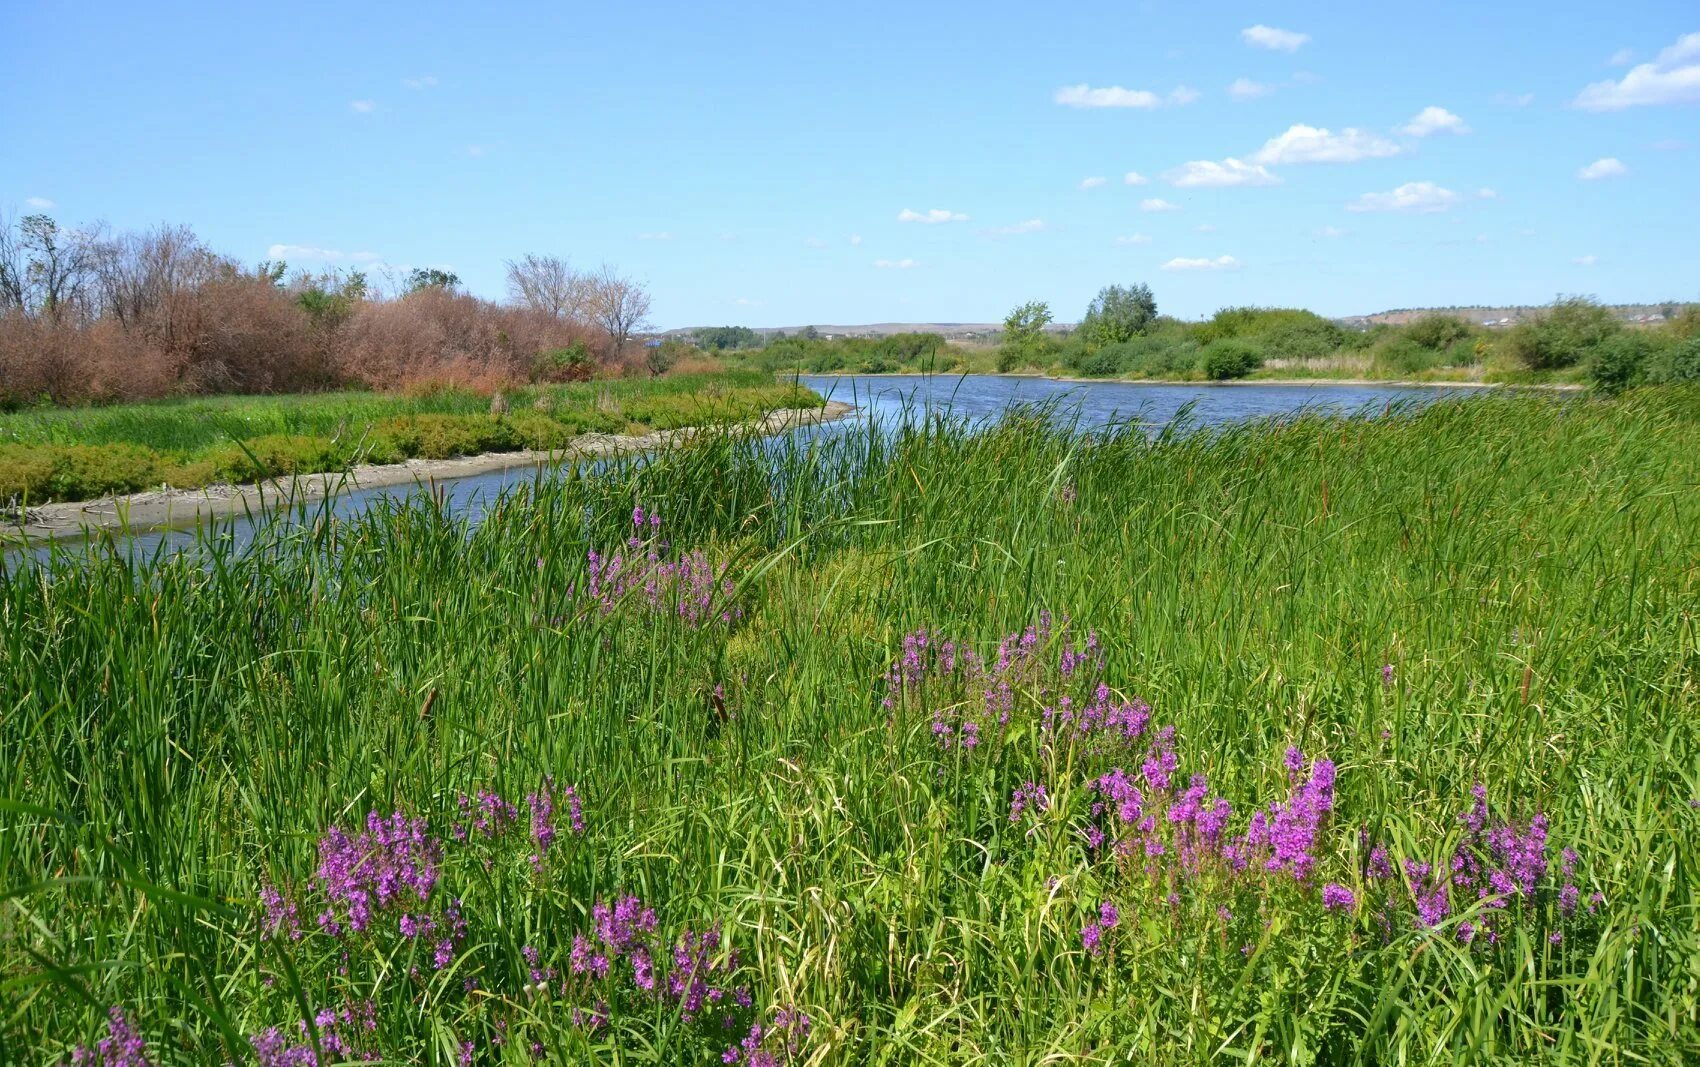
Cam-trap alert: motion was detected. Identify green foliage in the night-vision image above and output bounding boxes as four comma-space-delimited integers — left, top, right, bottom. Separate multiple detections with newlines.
692, 325, 763, 351
1000, 301, 1056, 371
1080, 283, 1157, 347
531, 342, 596, 383
1405, 314, 1473, 351
1507, 297, 1622, 370
1200, 307, 1346, 360
751, 332, 951, 375
1648, 335, 1700, 384
644, 338, 695, 377
1588, 333, 1656, 394
1200, 338, 1262, 380
405, 267, 461, 293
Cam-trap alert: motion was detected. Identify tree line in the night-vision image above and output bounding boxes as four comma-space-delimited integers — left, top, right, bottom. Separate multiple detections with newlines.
0, 213, 656, 408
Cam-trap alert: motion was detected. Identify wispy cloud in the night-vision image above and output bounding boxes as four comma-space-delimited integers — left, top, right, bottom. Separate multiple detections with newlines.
986, 218, 1047, 235
1573, 254, 1599, 266
1164, 158, 1279, 188
1227, 77, 1274, 101
24, 196, 55, 209
1346, 181, 1459, 213
1496, 91, 1536, 107
1575, 32, 1700, 109
1314, 225, 1349, 238
1241, 25, 1309, 52
897, 208, 968, 223
1140, 198, 1181, 212
1079, 176, 1108, 190
637, 231, 674, 240
1252, 124, 1402, 164
1162, 254, 1242, 271
1577, 157, 1628, 180
873, 258, 918, 269
1054, 84, 1199, 109
1608, 48, 1636, 67
1477, 187, 1500, 199
734, 297, 762, 306
266, 244, 381, 263
1123, 171, 1150, 186
1114, 233, 1152, 245
1399, 106, 1469, 136
849, 234, 862, 246
401, 75, 438, 90
349, 99, 376, 114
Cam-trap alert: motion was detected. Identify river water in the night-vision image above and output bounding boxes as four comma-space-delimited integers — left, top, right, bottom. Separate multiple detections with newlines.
8, 377, 1455, 564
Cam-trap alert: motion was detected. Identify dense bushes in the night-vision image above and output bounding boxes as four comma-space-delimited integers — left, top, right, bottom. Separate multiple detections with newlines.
0, 214, 642, 409
1200, 338, 1263, 380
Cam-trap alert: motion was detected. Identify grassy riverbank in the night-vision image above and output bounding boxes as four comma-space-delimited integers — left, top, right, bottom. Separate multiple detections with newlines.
0, 372, 820, 505
5, 387, 1698, 1063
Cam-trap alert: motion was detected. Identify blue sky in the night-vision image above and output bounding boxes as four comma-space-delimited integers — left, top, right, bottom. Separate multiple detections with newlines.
5, 2, 1697, 328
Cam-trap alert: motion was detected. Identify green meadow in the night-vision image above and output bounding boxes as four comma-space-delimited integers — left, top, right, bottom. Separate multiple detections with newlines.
3, 387, 1697, 1064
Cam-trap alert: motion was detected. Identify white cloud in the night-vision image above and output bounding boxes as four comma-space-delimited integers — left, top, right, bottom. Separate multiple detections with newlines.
1496, 91, 1536, 107
987, 218, 1047, 235
1575, 32, 1700, 109
349, 99, 376, 113
1079, 176, 1108, 190
402, 75, 438, 90
897, 208, 968, 223
849, 234, 862, 246
1608, 48, 1636, 67
24, 196, 55, 209
1164, 158, 1280, 188
1115, 233, 1152, 245
637, 231, 674, 240
1053, 84, 1198, 108
873, 258, 918, 269
1162, 254, 1242, 271
1123, 171, 1150, 186
1346, 181, 1460, 213
1577, 157, 1628, 180
1140, 198, 1181, 212
1251, 124, 1402, 164
1477, 187, 1500, 199
266, 244, 381, 263
1400, 106, 1470, 136
1241, 25, 1309, 52
1573, 254, 1599, 266
1227, 77, 1274, 101
1195, 223, 1217, 233
1314, 225, 1349, 238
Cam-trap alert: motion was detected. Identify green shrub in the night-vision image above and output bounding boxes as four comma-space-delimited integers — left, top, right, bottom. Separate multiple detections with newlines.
1588, 334, 1654, 394
506, 412, 575, 451
1510, 297, 1622, 370
1648, 336, 1700, 385
531, 343, 595, 383
0, 446, 59, 501
1405, 315, 1473, 351
1199, 307, 1343, 360
375, 415, 519, 460
1200, 339, 1262, 380
50, 444, 163, 498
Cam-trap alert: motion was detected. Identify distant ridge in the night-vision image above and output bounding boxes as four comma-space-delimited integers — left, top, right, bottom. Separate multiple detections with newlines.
670, 302, 1690, 339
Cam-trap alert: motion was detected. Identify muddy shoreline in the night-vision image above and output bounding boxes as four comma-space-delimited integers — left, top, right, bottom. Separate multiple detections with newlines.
5, 401, 856, 545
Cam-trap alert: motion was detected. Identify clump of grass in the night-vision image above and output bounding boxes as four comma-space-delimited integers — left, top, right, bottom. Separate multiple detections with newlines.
3, 387, 1696, 1062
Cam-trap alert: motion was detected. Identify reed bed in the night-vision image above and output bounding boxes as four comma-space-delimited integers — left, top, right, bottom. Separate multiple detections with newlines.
2, 387, 1696, 1064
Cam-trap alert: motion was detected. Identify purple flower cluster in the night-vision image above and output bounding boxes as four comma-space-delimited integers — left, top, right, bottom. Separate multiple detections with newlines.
248, 1002, 377, 1067
883, 615, 1105, 754
454, 778, 585, 871
1079, 900, 1120, 956
1229, 748, 1337, 881
724, 1006, 812, 1067
312, 810, 441, 938
70, 1007, 150, 1067
668, 926, 752, 1022
585, 507, 741, 627
570, 895, 660, 987
1008, 780, 1050, 824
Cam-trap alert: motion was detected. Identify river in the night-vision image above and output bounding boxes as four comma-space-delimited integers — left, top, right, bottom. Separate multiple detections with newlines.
7, 377, 1456, 565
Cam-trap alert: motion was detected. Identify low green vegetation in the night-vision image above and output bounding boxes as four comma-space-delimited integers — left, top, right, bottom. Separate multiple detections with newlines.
0, 372, 821, 505
5, 387, 1697, 1062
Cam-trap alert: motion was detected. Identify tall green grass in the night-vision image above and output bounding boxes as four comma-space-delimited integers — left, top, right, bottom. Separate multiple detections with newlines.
2, 388, 1696, 1063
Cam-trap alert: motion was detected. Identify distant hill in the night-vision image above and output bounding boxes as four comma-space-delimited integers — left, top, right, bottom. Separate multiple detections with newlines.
1340, 303, 1688, 329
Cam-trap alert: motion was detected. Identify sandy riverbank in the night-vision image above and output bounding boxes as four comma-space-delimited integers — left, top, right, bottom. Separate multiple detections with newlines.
5, 401, 855, 545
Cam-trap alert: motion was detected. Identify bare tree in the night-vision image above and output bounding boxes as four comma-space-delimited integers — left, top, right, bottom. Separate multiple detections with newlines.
0, 213, 28, 312
93, 224, 223, 349
505, 253, 590, 321
15, 214, 101, 321
587, 265, 651, 353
